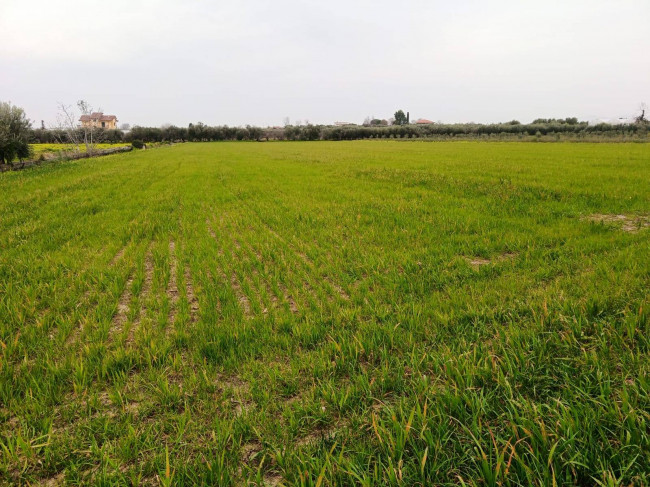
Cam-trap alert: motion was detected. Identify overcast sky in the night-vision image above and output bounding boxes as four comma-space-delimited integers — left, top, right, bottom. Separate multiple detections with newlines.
1, 0, 649, 127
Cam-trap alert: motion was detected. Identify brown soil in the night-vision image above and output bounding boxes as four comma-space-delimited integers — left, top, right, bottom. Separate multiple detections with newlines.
206, 219, 217, 239
586, 213, 650, 233
109, 244, 128, 266
166, 241, 179, 329
466, 251, 518, 268
108, 272, 134, 341
253, 270, 279, 314
326, 277, 350, 300
126, 251, 154, 345
184, 267, 200, 323
278, 282, 298, 314
231, 273, 253, 318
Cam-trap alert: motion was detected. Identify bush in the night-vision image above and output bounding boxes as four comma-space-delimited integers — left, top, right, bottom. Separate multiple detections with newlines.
131, 140, 144, 149
0, 101, 32, 164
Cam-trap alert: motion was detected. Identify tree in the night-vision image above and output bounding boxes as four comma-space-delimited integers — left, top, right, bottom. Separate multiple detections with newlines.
54, 100, 106, 154
635, 103, 648, 124
0, 101, 32, 165
77, 100, 103, 154
54, 102, 82, 149
394, 110, 408, 125
247, 125, 263, 141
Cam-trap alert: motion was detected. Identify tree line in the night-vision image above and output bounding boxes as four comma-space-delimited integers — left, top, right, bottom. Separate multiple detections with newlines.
26, 120, 649, 145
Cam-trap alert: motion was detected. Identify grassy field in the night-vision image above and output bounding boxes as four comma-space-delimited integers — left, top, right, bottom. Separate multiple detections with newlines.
0, 141, 648, 486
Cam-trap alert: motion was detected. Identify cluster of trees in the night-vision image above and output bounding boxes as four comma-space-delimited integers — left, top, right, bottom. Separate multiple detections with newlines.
283, 124, 322, 141
30, 127, 124, 144
126, 123, 266, 143
27, 122, 268, 145
532, 117, 579, 125
361, 110, 409, 127
362, 118, 389, 127
23, 119, 650, 146
322, 121, 648, 140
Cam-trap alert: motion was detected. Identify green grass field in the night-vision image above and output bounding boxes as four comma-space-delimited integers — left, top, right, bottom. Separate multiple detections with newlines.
1, 141, 648, 486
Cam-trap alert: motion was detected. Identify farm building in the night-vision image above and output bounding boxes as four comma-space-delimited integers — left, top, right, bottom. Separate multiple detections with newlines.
79, 112, 118, 129
414, 118, 434, 124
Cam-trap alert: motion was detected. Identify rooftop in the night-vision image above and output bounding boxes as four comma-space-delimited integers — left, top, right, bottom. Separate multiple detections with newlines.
79, 112, 117, 122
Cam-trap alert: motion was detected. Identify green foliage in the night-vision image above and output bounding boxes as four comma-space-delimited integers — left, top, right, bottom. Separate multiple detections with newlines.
0, 101, 32, 164
283, 124, 323, 141
1, 141, 649, 484
532, 117, 579, 125
394, 109, 408, 125
27, 117, 649, 145
131, 140, 145, 149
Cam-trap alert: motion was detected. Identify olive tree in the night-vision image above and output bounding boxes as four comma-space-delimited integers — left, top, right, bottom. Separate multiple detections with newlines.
0, 101, 32, 165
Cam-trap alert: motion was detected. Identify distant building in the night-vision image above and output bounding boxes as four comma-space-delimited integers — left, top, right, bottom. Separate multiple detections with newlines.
334, 122, 357, 126
414, 118, 434, 125
79, 112, 118, 129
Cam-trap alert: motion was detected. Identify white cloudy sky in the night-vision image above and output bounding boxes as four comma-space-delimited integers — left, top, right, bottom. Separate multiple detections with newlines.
1, 0, 649, 127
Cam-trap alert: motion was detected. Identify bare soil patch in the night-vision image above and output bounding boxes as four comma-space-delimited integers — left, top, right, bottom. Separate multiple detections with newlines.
42, 471, 65, 486
586, 214, 650, 233
466, 252, 518, 268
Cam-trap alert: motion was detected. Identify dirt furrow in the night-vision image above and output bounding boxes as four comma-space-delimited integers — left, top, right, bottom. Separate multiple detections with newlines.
185, 266, 200, 324
126, 250, 154, 345
166, 241, 179, 331
108, 272, 135, 342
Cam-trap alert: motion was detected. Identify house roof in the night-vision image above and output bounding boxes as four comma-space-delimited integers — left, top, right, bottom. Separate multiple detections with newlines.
79, 112, 117, 122
415, 118, 434, 124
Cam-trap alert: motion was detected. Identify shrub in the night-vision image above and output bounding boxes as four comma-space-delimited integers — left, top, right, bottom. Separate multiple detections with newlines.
132, 140, 145, 149
0, 101, 32, 164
